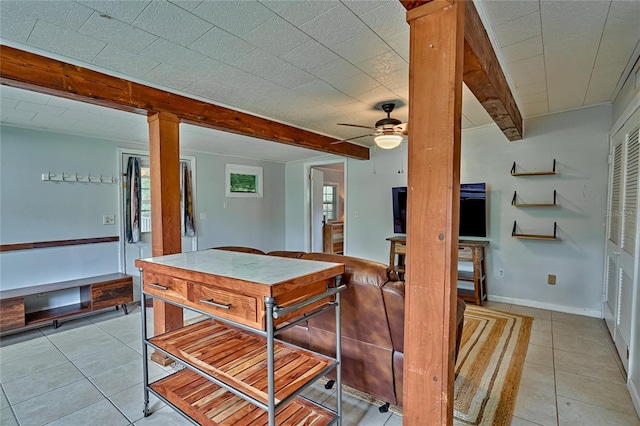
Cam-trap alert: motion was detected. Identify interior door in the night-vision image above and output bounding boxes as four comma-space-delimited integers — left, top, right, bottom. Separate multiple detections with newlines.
605, 107, 640, 372
310, 168, 324, 252
604, 135, 623, 337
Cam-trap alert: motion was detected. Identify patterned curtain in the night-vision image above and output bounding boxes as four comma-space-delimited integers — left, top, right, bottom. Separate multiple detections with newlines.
181, 161, 196, 237
125, 157, 141, 243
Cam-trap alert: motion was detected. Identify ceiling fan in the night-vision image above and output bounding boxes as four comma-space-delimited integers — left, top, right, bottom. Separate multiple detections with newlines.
333, 103, 407, 149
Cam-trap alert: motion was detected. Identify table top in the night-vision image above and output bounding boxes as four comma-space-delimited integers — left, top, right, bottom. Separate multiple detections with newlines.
136, 249, 343, 286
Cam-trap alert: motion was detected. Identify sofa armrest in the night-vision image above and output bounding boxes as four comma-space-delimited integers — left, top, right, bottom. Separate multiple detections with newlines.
382, 281, 405, 352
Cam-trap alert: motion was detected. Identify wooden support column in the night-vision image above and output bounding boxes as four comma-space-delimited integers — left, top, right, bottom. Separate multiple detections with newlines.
404, 1, 464, 424
148, 112, 184, 366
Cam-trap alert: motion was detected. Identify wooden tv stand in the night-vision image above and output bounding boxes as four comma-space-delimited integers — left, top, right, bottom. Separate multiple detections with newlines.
0, 273, 133, 332
386, 236, 488, 305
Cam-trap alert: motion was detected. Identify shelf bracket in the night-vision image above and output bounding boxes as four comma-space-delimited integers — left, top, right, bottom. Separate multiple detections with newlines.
511, 190, 517, 205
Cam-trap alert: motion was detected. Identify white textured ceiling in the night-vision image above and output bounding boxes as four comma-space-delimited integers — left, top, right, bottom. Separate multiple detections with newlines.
1, 0, 638, 162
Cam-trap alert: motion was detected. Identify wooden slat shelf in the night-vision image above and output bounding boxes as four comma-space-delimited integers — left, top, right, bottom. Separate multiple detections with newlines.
148, 319, 334, 406
512, 221, 559, 240
511, 159, 556, 176
512, 190, 557, 207
150, 369, 334, 426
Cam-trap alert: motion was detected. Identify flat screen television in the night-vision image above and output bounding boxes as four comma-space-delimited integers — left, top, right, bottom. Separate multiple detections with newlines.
392, 183, 487, 237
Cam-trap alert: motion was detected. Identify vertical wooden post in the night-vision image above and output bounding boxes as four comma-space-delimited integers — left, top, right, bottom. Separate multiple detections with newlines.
148, 112, 184, 366
404, 1, 464, 424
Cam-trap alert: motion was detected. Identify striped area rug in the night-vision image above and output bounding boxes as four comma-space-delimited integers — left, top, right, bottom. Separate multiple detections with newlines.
332, 305, 532, 425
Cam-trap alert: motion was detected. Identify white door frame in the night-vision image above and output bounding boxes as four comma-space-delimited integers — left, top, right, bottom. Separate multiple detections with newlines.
116, 148, 198, 273
303, 158, 347, 253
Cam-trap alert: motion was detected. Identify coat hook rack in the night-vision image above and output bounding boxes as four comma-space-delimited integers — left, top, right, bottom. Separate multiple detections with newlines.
41, 172, 118, 184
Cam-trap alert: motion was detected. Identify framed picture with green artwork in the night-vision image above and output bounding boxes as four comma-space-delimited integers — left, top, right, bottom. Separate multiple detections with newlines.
225, 164, 263, 198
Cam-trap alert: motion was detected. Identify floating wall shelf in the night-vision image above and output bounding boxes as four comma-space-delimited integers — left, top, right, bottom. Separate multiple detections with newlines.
511, 190, 557, 207
511, 159, 556, 176
512, 221, 558, 240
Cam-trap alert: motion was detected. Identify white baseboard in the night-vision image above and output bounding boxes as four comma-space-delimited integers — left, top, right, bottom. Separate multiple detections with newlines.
487, 295, 602, 318
629, 378, 640, 418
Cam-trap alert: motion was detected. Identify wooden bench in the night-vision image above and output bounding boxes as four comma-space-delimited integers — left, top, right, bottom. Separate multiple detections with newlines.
0, 273, 133, 332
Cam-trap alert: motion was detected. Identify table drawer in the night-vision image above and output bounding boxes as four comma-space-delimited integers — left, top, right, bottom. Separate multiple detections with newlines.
144, 273, 189, 304
191, 284, 257, 324
458, 246, 473, 261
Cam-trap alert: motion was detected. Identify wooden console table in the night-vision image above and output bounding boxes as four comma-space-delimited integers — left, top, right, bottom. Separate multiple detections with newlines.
386, 236, 488, 305
135, 250, 345, 425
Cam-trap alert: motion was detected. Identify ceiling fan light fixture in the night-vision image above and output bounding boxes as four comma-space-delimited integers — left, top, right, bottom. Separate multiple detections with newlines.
374, 134, 403, 149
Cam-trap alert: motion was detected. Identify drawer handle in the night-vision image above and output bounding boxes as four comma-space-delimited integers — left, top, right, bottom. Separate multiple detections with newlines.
148, 283, 169, 291
200, 299, 232, 309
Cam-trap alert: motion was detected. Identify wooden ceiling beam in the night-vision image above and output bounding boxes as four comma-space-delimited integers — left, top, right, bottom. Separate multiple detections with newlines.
0, 45, 369, 160
401, 0, 524, 141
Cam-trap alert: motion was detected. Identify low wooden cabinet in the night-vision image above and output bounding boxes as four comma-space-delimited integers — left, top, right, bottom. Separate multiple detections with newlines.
0, 273, 133, 332
387, 237, 488, 305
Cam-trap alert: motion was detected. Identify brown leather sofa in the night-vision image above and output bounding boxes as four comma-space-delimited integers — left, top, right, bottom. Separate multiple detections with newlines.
213, 246, 466, 408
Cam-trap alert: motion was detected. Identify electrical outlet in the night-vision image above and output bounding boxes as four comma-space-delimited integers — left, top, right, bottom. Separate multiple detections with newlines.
548, 274, 556, 285
498, 269, 504, 278
102, 215, 115, 225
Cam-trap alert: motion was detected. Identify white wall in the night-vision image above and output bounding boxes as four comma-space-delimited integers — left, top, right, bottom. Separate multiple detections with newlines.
286, 105, 611, 315
0, 126, 287, 293
461, 105, 610, 316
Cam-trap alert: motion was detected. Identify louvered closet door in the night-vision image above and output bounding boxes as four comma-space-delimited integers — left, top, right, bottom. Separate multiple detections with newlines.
604, 107, 640, 373
604, 133, 624, 338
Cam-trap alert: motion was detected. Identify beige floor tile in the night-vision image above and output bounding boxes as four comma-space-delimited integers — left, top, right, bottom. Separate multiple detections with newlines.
0, 348, 67, 383
513, 384, 558, 426
54, 332, 123, 360
557, 396, 640, 425
72, 343, 141, 377
555, 370, 637, 417
0, 335, 56, 365
0, 388, 8, 409
89, 358, 164, 396
300, 380, 335, 404
0, 407, 18, 426
551, 312, 604, 329
529, 330, 553, 348
2, 362, 84, 405
552, 320, 608, 340
483, 301, 512, 312
11, 379, 103, 426
45, 399, 130, 426
95, 313, 144, 343
526, 343, 554, 367
552, 334, 613, 360
133, 405, 197, 425
531, 319, 552, 333
510, 305, 552, 321
109, 382, 166, 423
554, 349, 625, 384
0, 329, 44, 347
40, 318, 97, 337
384, 414, 403, 425
324, 393, 391, 426
512, 416, 545, 425
520, 362, 555, 393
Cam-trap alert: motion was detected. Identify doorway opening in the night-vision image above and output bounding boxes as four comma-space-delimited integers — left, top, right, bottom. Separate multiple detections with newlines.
307, 161, 346, 254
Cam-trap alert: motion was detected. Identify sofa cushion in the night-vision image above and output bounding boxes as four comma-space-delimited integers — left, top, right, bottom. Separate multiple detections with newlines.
211, 246, 266, 255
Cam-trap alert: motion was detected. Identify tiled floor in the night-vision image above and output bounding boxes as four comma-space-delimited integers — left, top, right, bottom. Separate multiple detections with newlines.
0, 302, 638, 425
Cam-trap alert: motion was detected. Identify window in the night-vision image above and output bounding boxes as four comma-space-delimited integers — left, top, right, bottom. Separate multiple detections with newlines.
225, 164, 263, 198
140, 166, 151, 233
323, 184, 338, 221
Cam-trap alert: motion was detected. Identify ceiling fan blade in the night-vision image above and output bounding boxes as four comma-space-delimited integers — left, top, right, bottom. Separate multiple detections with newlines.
337, 123, 377, 130
331, 133, 377, 144
395, 122, 409, 136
